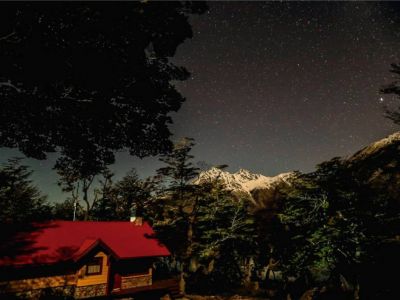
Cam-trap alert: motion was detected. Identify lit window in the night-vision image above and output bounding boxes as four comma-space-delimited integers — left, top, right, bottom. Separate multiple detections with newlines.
86, 257, 102, 275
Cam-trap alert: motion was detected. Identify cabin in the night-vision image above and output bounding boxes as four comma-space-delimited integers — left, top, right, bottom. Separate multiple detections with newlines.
0, 219, 182, 299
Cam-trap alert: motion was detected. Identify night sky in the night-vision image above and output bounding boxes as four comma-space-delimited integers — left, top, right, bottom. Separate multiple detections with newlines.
2, 1, 400, 202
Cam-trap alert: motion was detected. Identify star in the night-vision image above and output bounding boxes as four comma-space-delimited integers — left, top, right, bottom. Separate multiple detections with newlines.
3, 1, 400, 202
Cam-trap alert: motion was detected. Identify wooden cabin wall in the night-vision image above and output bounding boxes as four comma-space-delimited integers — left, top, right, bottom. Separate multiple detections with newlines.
74, 251, 109, 298
112, 257, 154, 275
0, 274, 76, 293
0, 251, 110, 298
76, 251, 109, 287
120, 268, 152, 289
0, 251, 166, 299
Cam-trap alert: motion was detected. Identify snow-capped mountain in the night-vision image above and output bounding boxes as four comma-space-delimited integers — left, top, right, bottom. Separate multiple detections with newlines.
194, 131, 400, 211
348, 131, 400, 162
195, 167, 293, 196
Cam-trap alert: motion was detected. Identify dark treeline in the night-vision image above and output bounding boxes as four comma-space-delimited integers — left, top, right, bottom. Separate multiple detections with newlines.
1, 130, 400, 299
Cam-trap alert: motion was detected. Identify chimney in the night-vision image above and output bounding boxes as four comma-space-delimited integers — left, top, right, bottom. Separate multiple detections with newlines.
130, 216, 143, 226
129, 204, 142, 225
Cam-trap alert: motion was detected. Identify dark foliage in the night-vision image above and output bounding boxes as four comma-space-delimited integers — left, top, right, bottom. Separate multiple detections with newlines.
157, 137, 200, 203
276, 142, 400, 298
0, 158, 51, 224
91, 169, 154, 221
153, 140, 259, 293
0, 2, 207, 172
52, 198, 84, 221
153, 137, 200, 261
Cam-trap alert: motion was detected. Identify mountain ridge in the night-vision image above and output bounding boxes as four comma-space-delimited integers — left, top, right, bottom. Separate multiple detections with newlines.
195, 131, 400, 207
196, 167, 293, 198
348, 131, 400, 162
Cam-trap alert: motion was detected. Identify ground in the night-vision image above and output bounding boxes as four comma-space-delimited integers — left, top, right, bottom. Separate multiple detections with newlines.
184, 295, 267, 300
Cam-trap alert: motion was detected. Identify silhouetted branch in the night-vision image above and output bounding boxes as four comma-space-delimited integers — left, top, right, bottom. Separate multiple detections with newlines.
0, 31, 15, 42
0, 80, 21, 93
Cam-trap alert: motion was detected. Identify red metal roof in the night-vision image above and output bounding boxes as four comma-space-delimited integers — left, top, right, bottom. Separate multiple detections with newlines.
0, 221, 170, 266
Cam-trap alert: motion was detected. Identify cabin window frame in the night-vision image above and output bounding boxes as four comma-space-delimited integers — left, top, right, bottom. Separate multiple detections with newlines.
86, 257, 103, 276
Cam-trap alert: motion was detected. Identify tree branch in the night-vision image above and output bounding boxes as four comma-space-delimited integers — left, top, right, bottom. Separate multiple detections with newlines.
0, 80, 21, 93
0, 31, 15, 42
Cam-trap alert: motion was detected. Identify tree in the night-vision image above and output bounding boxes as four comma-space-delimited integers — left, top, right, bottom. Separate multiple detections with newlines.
156, 137, 200, 255
152, 137, 201, 292
154, 137, 200, 254
194, 175, 258, 292
157, 137, 200, 203
0, 2, 207, 172
0, 158, 51, 223
91, 169, 154, 221
56, 157, 113, 220
52, 198, 84, 221
114, 170, 154, 219
276, 161, 364, 295
276, 154, 400, 299
155, 155, 258, 293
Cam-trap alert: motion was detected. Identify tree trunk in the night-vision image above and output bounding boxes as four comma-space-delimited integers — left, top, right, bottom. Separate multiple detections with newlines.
354, 283, 360, 300
83, 186, 90, 221
179, 272, 186, 295
186, 220, 193, 257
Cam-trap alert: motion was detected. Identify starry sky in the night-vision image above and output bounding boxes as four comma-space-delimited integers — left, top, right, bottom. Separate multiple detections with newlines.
2, 1, 400, 202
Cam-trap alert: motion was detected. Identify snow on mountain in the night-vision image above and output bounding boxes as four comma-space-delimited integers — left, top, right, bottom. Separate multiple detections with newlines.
195, 167, 293, 195
194, 132, 400, 209
348, 131, 400, 162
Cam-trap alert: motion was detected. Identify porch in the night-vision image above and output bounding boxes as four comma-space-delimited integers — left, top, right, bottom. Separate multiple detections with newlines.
111, 278, 182, 299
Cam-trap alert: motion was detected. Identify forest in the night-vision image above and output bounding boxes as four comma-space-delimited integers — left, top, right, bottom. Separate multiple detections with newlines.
2, 130, 400, 299
0, 2, 400, 299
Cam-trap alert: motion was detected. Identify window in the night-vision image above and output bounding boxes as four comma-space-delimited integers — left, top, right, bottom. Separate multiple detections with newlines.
86, 257, 103, 275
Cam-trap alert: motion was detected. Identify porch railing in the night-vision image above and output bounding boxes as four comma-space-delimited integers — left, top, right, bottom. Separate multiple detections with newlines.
120, 273, 152, 290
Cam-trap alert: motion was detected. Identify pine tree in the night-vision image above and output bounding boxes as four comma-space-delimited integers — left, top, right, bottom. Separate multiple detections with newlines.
157, 137, 199, 203
154, 137, 201, 290
0, 158, 51, 223
91, 169, 154, 221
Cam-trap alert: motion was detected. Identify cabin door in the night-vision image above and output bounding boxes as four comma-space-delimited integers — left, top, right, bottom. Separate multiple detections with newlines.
113, 273, 122, 290
108, 263, 121, 294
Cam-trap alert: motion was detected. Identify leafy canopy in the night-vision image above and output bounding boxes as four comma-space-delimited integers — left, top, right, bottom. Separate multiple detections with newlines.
0, 2, 206, 170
